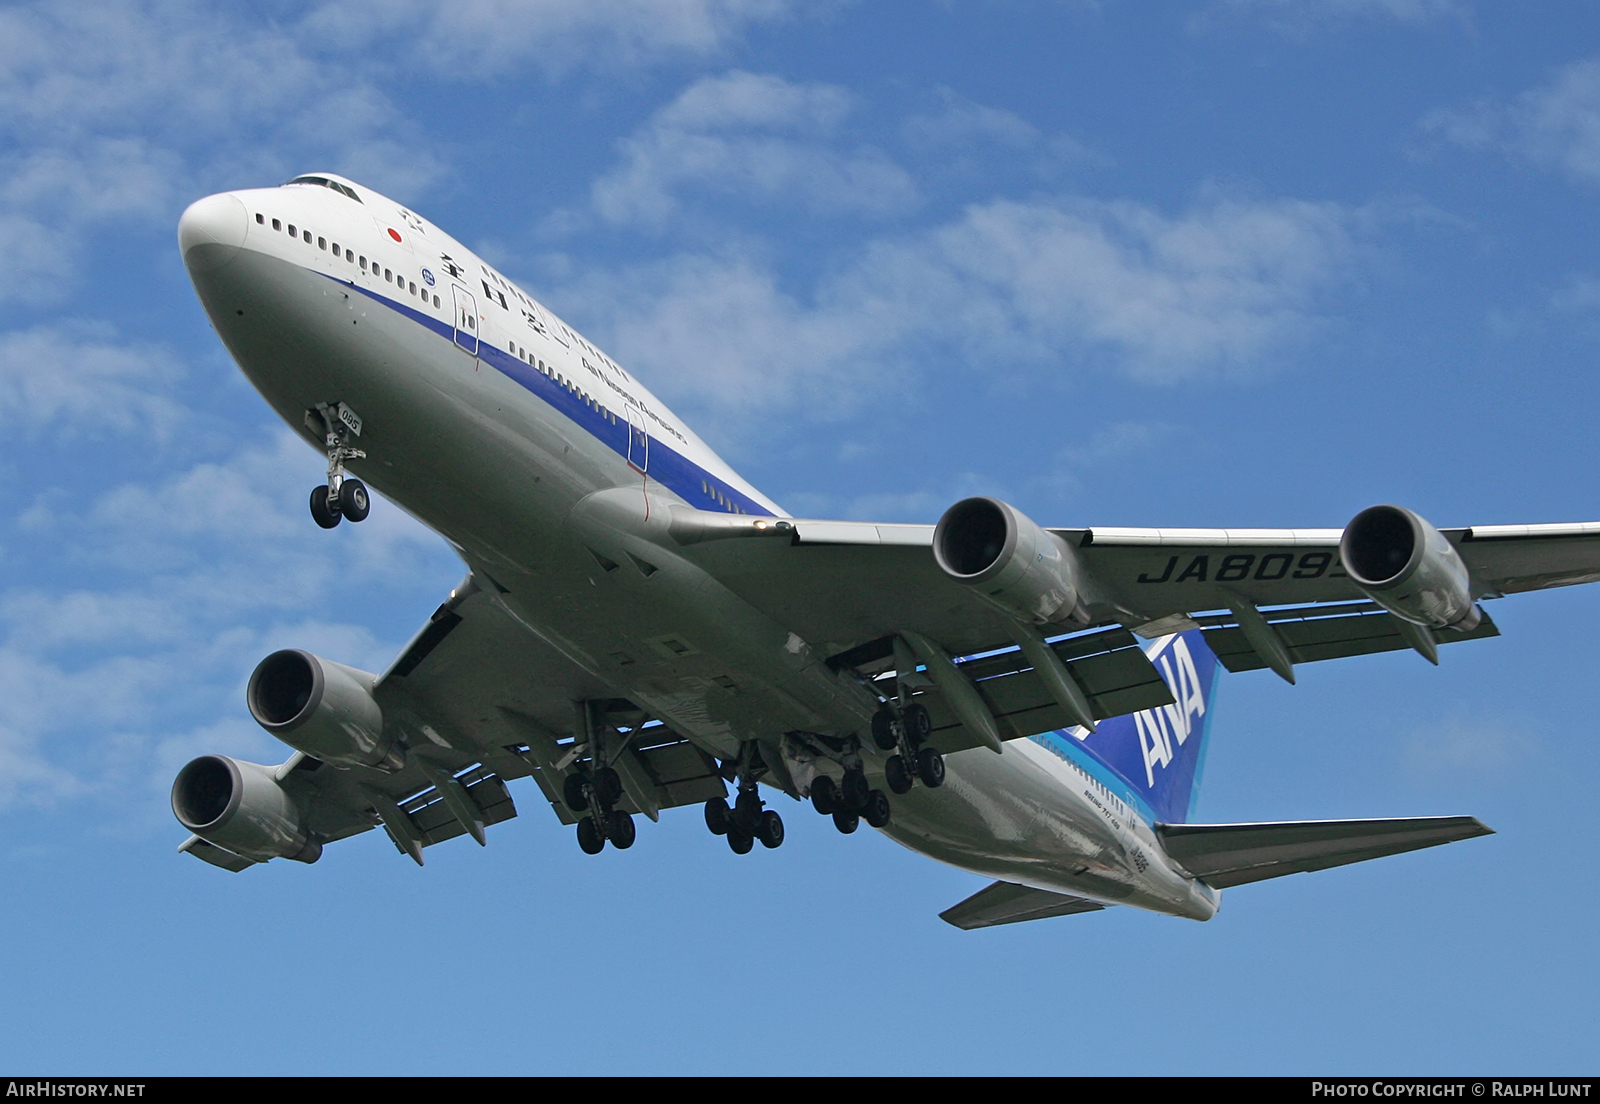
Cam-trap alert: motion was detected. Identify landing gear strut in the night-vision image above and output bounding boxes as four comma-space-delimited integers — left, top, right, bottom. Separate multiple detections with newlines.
703, 743, 784, 854
307, 402, 370, 528
564, 764, 635, 854
805, 738, 892, 834
874, 700, 944, 797
563, 701, 641, 854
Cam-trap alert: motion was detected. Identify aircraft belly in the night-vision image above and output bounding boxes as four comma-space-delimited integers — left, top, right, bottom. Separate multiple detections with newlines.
880, 742, 1217, 919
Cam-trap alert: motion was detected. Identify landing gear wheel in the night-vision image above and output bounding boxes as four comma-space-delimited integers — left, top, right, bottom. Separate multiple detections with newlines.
832, 809, 860, 835
841, 769, 870, 811
309, 485, 341, 529
704, 797, 730, 835
607, 810, 636, 850
727, 828, 754, 854
902, 703, 933, 745
916, 746, 946, 789
810, 775, 839, 815
337, 478, 370, 522
576, 816, 604, 854
884, 754, 913, 795
862, 789, 892, 829
594, 766, 623, 806
563, 773, 590, 813
756, 810, 785, 849
734, 789, 763, 833
871, 708, 899, 751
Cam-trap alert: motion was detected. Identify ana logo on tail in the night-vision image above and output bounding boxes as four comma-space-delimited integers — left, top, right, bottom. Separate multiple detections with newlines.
1066, 628, 1222, 824
1133, 635, 1207, 787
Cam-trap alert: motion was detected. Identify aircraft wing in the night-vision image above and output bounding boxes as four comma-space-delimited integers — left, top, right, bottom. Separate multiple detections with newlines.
179, 574, 727, 871
689, 517, 1600, 643
676, 513, 1600, 753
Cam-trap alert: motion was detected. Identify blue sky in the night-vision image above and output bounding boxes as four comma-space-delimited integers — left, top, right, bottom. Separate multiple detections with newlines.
1, 0, 1598, 1075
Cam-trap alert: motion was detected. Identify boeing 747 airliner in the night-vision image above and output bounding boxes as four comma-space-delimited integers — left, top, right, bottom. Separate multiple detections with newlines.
171, 173, 1595, 927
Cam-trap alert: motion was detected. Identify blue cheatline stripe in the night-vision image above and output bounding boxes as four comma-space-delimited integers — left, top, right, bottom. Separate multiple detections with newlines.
1029, 729, 1160, 826
342, 275, 777, 519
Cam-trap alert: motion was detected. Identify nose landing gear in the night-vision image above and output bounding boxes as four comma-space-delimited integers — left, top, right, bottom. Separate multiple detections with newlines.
307, 402, 371, 528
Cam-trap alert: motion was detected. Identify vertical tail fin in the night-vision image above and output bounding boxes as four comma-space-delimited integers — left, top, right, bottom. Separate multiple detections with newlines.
1057, 628, 1222, 824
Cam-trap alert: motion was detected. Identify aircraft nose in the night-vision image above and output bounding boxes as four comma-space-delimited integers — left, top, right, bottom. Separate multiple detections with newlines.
178, 192, 248, 273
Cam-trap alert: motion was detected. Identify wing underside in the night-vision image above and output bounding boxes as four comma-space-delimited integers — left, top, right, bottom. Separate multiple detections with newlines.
180, 576, 727, 871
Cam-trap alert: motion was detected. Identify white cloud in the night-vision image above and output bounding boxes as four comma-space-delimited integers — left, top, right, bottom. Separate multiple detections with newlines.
583, 71, 919, 229
299, 0, 792, 77
0, 422, 458, 809
565, 192, 1357, 439
0, 0, 444, 293
1217, 0, 1466, 28
1425, 57, 1600, 184
1546, 275, 1600, 315
1402, 717, 1536, 774
0, 325, 185, 438
900, 91, 1105, 167
852, 195, 1355, 378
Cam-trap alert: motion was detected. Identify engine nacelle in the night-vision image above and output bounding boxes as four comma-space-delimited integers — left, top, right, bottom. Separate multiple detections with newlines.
171, 754, 321, 863
1340, 505, 1480, 631
246, 649, 398, 769
933, 496, 1085, 625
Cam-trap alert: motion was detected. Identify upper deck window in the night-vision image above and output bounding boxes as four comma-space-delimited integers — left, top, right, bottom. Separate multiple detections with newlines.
284, 176, 364, 203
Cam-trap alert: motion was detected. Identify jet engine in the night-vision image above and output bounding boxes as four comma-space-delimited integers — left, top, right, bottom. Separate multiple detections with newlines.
246, 649, 400, 769
1340, 505, 1480, 631
171, 754, 321, 863
933, 496, 1086, 625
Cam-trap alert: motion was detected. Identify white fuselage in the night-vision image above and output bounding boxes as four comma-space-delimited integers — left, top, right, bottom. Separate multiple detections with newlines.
179, 177, 1219, 921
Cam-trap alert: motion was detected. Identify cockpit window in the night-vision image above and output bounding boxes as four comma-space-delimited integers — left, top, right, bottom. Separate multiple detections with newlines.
284, 176, 363, 203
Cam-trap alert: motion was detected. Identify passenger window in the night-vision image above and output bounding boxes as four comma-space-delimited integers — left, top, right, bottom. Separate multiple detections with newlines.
331, 242, 339, 255
359, 257, 367, 270
384, 268, 391, 281
433, 295, 440, 307
409, 282, 416, 294
288, 224, 296, 237
272, 218, 281, 231
346, 249, 354, 262
318, 237, 326, 249
255, 213, 264, 224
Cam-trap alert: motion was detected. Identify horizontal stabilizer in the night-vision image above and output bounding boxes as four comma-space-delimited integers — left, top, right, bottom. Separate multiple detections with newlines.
1157, 815, 1492, 889
939, 880, 1107, 930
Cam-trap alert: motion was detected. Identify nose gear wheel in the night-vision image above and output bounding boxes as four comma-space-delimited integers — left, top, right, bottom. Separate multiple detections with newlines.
307, 402, 370, 528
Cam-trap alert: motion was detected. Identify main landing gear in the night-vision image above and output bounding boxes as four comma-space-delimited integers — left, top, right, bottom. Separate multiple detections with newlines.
307, 403, 371, 529
871, 702, 945, 796
809, 764, 892, 834
563, 765, 636, 854
561, 701, 648, 854
702, 743, 784, 854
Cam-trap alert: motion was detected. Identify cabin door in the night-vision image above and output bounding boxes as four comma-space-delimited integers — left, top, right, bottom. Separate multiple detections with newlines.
451, 285, 479, 356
